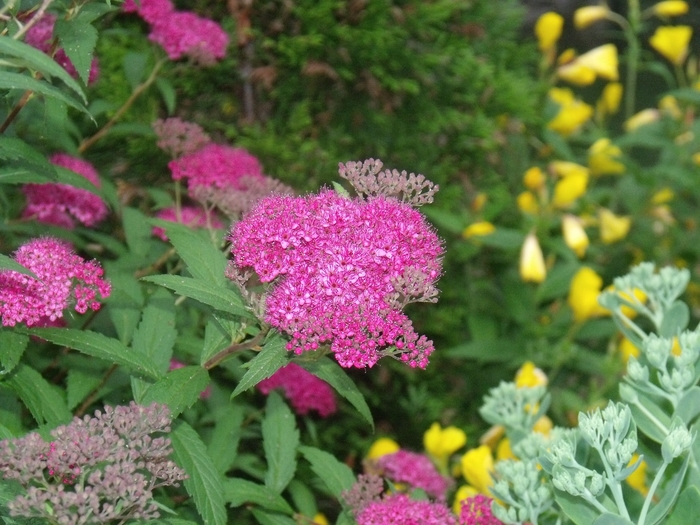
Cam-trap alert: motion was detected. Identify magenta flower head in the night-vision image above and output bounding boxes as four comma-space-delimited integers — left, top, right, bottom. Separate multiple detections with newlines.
24, 13, 100, 83
122, 0, 174, 24
152, 205, 223, 241
256, 363, 337, 417
149, 11, 229, 64
459, 494, 502, 525
228, 160, 443, 369
22, 153, 108, 229
0, 237, 111, 327
357, 493, 456, 525
374, 450, 452, 500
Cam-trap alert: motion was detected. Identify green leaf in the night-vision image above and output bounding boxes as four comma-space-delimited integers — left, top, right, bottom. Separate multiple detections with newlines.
335, 511, 355, 525
54, 19, 98, 86
0, 331, 28, 375
591, 514, 634, 525
156, 77, 176, 115
250, 509, 297, 525
554, 488, 600, 525
122, 207, 153, 258
645, 451, 691, 525
231, 337, 288, 398
0, 254, 38, 279
0, 137, 57, 184
200, 317, 237, 366
223, 478, 294, 514
25, 328, 162, 380
106, 273, 144, 346
159, 221, 227, 285
619, 384, 671, 443
0, 35, 85, 100
479, 228, 525, 249
207, 404, 244, 475
659, 301, 689, 337
286, 480, 317, 518
443, 339, 521, 362
131, 288, 177, 373
142, 275, 254, 319
536, 262, 579, 303
171, 421, 226, 525
299, 357, 373, 428
66, 367, 103, 411
298, 446, 355, 498
141, 366, 210, 418
665, 486, 700, 525
0, 72, 89, 116
262, 392, 299, 494
123, 51, 149, 90
673, 387, 700, 425
4, 364, 72, 427
54, 166, 102, 197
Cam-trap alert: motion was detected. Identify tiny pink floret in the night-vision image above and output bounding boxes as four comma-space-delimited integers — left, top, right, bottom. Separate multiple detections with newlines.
375, 450, 452, 500
257, 363, 337, 417
0, 238, 111, 327
357, 493, 456, 525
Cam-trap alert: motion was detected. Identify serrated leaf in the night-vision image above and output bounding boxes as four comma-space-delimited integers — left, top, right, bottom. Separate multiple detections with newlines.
231, 337, 288, 398
54, 19, 97, 86
142, 275, 254, 319
0, 137, 57, 182
0, 254, 38, 279
131, 288, 177, 373
66, 367, 102, 410
54, 166, 102, 197
299, 357, 373, 428
223, 478, 294, 514
200, 317, 235, 366
207, 404, 244, 475
263, 392, 299, 494
171, 421, 226, 525
122, 207, 153, 257
666, 486, 700, 525
158, 221, 227, 285
0, 72, 89, 116
0, 35, 85, 100
287, 480, 317, 518
298, 446, 355, 498
141, 366, 210, 418
0, 331, 28, 375
25, 328, 162, 380
250, 509, 297, 525
4, 364, 72, 427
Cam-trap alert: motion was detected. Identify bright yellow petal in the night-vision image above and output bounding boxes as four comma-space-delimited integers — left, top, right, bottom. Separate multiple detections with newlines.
597, 82, 623, 117
523, 166, 546, 190
626, 454, 649, 496
618, 337, 641, 362
588, 138, 625, 176
460, 445, 494, 495
557, 62, 597, 86
599, 208, 631, 243
574, 6, 611, 29
535, 12, 564, 52
649, 25, 693, 65
463, 221, 496, 239
577, 44, 619, 81
552, 173, 588, 208
653, 1, 689, 17
515, 361, 548, 387
312, 513, 330, 525
568, 267, 607, 322
658, 95, 682, 118
520, 233, 546, 283
651, 187, 674, 204
551, 161, 589, 179
562, 214, 589, 258
366, 437, 400, 459
424, 422, 467, 460
548, 100, 594, 136
533, 415, 553, 435
517, 191, 540, 215
624, 109, 660, 132
496, 438, 516, 461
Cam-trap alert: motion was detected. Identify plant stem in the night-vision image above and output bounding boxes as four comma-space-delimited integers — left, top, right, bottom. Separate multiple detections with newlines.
638, 462, 668, 525
625, 0, 641, 119
74, 363, 118, 417
12, 0, 53, 40
0, 89, 33, 133
203, 329, 268, 370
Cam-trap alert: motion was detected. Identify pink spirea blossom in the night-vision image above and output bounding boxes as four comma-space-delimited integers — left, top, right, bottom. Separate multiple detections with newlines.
0, 238, 111, 327
152, 117, 211, 158
23, 153, 108, 229
152, 206, 224, 241
356, 493, 456, 525
256, 363, 337, 417
24, 13, 100, 83
169, 143, 264, 192
229, 189, 443, 369
122, 0, 174, 24
459, 494, 502, 525
375, 450, 452, 500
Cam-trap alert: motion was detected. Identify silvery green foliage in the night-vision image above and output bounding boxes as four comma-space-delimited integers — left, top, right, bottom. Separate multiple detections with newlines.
491, 458, 553, 525
478, 382, 550, 442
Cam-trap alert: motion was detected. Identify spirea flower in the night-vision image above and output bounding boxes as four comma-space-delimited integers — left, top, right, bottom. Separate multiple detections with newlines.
169, 143, 264, 192
149, 11, 229, 64
0, 402, 186, 524
458, 494, 502, 525
356, 493, 457, 525
24, 12, 100, 83
23, 153, 108, 229
152, 117, 211, 158
152, 205, 224, 241
122, 0, 174, 24
256, 363, 337, 417
229, 170, 443, 369
374, 450, 452, 500
0, 237, 111, 327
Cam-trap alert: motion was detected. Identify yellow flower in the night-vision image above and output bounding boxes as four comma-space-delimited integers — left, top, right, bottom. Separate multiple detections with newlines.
460, 445, 494, 495
557, 61, 597, 86
453, 485, 479, 514
366, 437, 400, 459
552, 172, 588, 208
548, 87, 575, 105
312, 513, 330, 525
515, 361, 548, 388
652, 187, 674, 204
517, 191, 540, 215
578, 44, 619, 81
533, 415, 554, 435
624, 108, 660, 132
693, 152, 700, 165
471, 192, 488, 212
626, 454, 649, 496
652, 1, 689, 17
597, 82, 623, 117
588, 138, 625, 176
520, 232, 546, 283
423, 423, 467, 464
574, 6, 610, 29
619, 337, 641, 362
496, 438, 516, 461
568, 267, 608, 322
649, 26, 693, 65
659, 95, 682, 119
523, 166, 546, 190
548, 91, 594, 136
535, 12, 564, 52
463, 221, 496, 239
599, 208, 631, 243
603, 286, 647, 319
551, 161, 589, 179
562, 214, 589, 258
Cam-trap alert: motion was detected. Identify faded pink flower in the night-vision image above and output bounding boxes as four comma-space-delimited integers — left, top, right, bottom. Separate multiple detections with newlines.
0, 237, 111, 327
169, 144, 263, 192
23, 153, 108, 229
356, 493, 456, 525
152, 206, 223, 241
459, 494, 502, 525
256, 363, 337, 417
375, 450, 452, 500
229, 187, 443, 369
24, 13, 100, 83
152, 117, 211, 158
122, 0, 174, 24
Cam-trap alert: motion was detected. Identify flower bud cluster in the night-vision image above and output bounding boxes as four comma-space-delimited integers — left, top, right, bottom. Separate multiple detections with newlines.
0, 402, 186, 524
491, 458, 553, 525
478, 382, 550, 438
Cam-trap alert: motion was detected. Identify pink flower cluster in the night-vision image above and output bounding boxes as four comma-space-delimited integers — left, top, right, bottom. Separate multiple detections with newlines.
229, 189, 443, 369
375, 450, 452, 500
123, 0, 228, 64
152, 206, 223, 241
256, 363, 337, 417
459, 495, 502, 525
357, 493, 457, 525
23, 153, 108, 229
0, 237, 111, 327
169, 143, 264, 192
152, 117, 211, 158
24, 13, 100, 83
